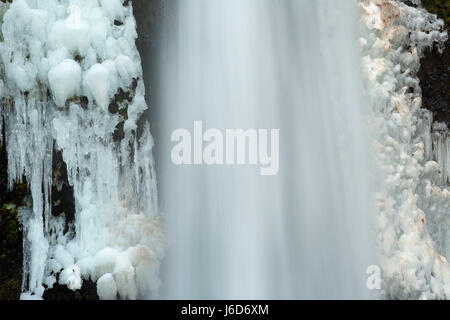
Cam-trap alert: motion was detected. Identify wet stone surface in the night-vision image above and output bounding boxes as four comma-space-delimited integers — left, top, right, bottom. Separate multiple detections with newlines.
418, 1, 450, 126
418, 34, 450, 125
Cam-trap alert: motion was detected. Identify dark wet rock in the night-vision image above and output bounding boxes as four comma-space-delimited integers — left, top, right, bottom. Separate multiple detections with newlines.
422, 0, 450, 27
418, 1, 449, 126
0, 123, 26, 300
43, 281, 98, 301
418, 35, 450, 125
52, 148, 75, 230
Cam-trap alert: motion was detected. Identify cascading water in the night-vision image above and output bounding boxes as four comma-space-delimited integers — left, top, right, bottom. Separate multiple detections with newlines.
153, 0, 377, 299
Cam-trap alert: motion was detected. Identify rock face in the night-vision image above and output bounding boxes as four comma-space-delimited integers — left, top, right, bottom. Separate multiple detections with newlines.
418, 1, 449, 126
422, 0, 450, 26
0, 140, 25, 300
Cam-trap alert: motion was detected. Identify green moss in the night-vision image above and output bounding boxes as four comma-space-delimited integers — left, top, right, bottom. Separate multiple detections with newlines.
422, 0, 450, 27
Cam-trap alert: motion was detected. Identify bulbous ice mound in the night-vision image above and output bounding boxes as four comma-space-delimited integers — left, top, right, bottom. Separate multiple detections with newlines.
0, 0, 163, 300
360, 0, 450, 299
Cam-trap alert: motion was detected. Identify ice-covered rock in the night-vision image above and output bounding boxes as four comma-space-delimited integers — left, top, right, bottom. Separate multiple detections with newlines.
360, 0, 450, 299
0, 0, 164, 299
59, 265, 82, 291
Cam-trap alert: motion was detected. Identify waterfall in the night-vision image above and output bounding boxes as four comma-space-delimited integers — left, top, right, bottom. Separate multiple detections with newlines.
1, 0, 450, 301
153, 0, 377, 299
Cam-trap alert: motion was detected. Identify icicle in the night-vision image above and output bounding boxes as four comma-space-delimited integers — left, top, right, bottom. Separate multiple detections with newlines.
0, 0, 163, 299
360, 0, 450, 299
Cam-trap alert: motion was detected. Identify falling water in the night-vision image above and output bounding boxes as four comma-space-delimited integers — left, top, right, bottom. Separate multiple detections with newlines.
151, 0, 377, 299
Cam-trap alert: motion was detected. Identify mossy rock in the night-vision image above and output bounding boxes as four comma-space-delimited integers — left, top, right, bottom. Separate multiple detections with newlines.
0, 203, 23, 300
0, 125, 26, 300
43, 281, 99, 301
422, 0, 450, 27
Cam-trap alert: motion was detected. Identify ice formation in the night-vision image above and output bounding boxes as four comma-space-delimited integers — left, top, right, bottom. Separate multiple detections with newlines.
0, 0, 163, 300
0, 0, 449, 301
360, 0, 450, 299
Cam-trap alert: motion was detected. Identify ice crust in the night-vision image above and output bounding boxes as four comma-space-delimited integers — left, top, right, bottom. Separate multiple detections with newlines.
0, 0, 163, 300
360, 0, 450, 299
